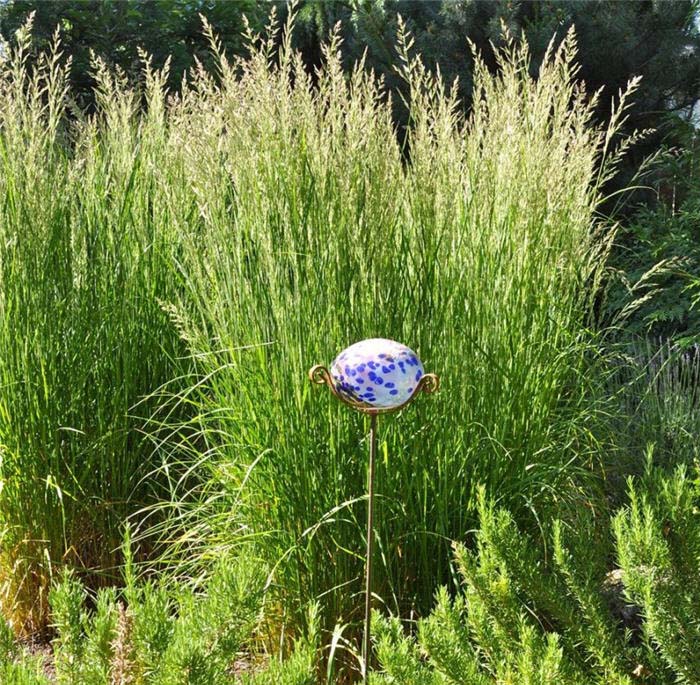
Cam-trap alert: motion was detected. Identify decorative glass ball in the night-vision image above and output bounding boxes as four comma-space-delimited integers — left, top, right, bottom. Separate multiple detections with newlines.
330, 338, 424, 409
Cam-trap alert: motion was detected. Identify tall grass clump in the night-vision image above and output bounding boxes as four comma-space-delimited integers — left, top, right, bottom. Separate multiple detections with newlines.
0, 20, 187, 633
153, 12, 639, 639
0, 3, 641, 648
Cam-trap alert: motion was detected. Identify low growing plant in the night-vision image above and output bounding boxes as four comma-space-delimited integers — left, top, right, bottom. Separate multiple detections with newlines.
1, 534, 319, 684
373, 464, 700, 685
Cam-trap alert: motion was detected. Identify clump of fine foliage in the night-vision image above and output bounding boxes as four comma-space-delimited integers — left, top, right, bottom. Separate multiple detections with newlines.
373, 463, 700, 685
609, 339, 700, 485
605, 135, 700, 343
0, 536, 319, 685
0, 7, 642, 640
0, 19, 187, 632
152, 12, 640, 637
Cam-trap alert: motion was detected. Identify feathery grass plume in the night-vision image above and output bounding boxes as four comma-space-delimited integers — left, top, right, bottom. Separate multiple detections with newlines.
0, 17, 188, 632
148, 10, 639, 643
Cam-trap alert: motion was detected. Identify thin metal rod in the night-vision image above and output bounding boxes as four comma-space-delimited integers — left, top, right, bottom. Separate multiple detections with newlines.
363, 412, 377, 684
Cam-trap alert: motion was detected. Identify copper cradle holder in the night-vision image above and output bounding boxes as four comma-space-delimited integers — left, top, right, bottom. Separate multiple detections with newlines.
308, 364, 439, 414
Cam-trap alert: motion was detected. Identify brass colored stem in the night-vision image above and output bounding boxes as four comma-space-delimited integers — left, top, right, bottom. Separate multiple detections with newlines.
363, 412, 377, 684
307, 361, 439, 682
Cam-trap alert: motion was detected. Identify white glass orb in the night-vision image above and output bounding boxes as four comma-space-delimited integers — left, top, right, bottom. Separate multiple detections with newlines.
330, 338, 424, 409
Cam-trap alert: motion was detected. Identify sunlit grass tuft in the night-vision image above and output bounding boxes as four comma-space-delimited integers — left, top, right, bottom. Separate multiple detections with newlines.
146, 14, 639, 642
0, 20, 186, 633
0, 9, 640, 650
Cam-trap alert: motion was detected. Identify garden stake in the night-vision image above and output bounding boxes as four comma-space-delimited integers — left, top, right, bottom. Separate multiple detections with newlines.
309, 338, 439, 684
363, 411, 377, 683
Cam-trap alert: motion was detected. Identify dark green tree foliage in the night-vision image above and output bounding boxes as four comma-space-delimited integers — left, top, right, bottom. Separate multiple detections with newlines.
0, 0, 266, 107
3, 1, 698, 135
291, 1, 700, 178
606, 132, 700, 341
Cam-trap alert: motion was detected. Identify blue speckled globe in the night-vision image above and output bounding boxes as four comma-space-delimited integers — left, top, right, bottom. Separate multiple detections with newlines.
330, 338, 424, 409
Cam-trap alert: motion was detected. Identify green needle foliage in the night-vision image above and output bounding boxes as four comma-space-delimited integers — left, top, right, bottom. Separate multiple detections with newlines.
614, 465, 700, 685
373, 465, 700, 685
0, 617, 48, 684
0, 534, 319, 684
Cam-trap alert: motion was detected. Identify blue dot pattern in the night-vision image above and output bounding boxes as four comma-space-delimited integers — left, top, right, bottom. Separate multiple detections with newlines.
330, 338, 424, 409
